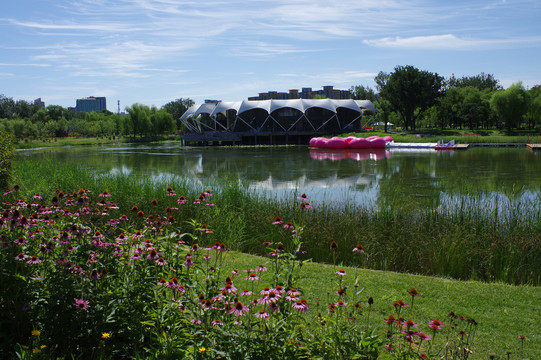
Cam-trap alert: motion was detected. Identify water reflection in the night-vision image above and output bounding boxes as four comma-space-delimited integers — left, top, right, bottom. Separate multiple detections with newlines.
309, 148, 391, 161
16, 144, 540, 212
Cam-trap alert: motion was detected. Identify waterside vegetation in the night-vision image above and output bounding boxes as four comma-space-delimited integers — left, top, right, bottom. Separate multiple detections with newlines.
1, 165, 539, 359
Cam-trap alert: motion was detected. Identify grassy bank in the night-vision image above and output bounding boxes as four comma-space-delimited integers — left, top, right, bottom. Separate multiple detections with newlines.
13, 135, 180, 149
226, 252, 540, 359
11, 158, 540, 286
340, 129, 538, 144
13, 129, 541, 150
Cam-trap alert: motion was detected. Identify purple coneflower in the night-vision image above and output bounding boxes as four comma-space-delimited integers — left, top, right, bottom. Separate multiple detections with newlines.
147, 249, 159, 260
256, 265, 267, 272
297, 193, 309, 201
352, 243, 364, 253
297, 202, 312, 209
99, 190, 111, 197
272, 216, 283, 225
401, 319, 418, 328
89, 269, 101, 280
245, 273, 259, 281
230, 301, 249, 316
293, 299, 309, 312
428, 319, 444, 330
256, 310, 270, 319
75, 299, 90, 310
26, 255, 42, 264
15, 253, 28, 261
155, 257, 167, 266
416, 332, 431, 341
335, 269, 347, 276
330, 241, 338, 251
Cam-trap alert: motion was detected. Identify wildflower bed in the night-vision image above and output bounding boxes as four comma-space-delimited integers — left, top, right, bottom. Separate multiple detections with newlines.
1, 187, 538, 359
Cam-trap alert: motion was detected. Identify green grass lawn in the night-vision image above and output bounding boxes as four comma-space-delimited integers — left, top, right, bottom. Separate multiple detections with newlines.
224, 252, 540, 360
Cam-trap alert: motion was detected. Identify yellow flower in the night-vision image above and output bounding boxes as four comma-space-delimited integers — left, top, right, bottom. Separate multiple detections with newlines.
101, 332, 111, 339
32, 348, 40, 354
199, 347, 206, 352
31, 330, 41, 336
40, 345, 47, 349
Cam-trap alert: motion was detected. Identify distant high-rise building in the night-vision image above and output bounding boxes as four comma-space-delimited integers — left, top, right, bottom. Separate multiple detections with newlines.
75, 96, 106, 113
33, 98, 45, 107
248, 86, 350, 101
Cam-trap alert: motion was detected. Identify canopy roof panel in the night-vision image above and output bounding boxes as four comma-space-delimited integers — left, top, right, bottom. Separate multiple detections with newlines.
182, 99, 375, 119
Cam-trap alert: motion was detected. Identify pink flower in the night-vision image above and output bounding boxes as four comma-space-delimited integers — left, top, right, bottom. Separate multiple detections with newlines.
15, 253, 28, 261
245, 273, 259, 281
272, 216, 283, 225
293, 299, 309, 312
75, 299, 90, 310
335, 269, 347, 276
255, 310, 270, 319
416, 332, 432, 341
155, 257, 167, 266
26, 255, 42, 264
428, 319, 444, 330
230, 301, 249, 316
352, 243, 364, 253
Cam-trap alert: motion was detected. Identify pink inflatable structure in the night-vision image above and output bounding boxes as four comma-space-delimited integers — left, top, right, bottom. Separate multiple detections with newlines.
309, 136, 393, 149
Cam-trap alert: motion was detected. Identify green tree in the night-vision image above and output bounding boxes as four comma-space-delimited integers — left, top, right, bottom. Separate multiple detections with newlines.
15, 100, 39, 118
0, 95, 16, 119
490, 82, 529, 131
447, 72, 501, 91
349, 85, 377, 101
150, 107, 176, 135
30, 108, 49, 126
374, 98, 392, 132
525, 85, 541, 129
379, 65, 444, 131
458, 87, 490, 130
126, 104, 151, 138
162, 98, 194, 129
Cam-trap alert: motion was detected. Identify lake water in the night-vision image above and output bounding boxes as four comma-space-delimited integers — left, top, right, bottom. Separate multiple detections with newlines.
17, 144, 540, 213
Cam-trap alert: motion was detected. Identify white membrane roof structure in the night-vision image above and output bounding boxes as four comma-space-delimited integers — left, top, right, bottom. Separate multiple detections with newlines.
180, 99, 376, 134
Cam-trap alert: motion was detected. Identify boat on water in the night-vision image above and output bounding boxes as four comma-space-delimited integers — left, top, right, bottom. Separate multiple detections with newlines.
435, 139, 455, 150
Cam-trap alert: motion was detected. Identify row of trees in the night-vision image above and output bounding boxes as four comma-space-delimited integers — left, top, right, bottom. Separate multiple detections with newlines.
350, 66, 541, 132
2, 66, 541, 139
0, 97, 194, 139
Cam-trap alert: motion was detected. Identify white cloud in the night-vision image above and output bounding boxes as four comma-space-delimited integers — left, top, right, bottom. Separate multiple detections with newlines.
363, 34, 541, 50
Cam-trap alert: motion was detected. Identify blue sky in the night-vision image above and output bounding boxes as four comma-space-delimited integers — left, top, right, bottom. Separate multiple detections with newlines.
1, 0, 540, 111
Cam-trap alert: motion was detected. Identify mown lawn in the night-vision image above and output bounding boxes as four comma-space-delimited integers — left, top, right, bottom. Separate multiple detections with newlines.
224, 252, 540, 359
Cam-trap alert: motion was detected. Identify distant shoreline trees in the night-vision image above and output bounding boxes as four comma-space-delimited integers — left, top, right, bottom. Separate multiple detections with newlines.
1, 68, 540, 140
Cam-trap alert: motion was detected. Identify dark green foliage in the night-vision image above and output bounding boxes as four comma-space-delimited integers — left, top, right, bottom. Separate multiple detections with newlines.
0, 130, 14, 189
379, 65, 444, 131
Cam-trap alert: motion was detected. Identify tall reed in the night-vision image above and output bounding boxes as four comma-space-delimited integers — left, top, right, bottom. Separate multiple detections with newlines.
12, 158, 540, 285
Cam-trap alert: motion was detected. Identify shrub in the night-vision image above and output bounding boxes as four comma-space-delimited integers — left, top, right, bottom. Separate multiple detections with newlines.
0, 130, 14, 189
